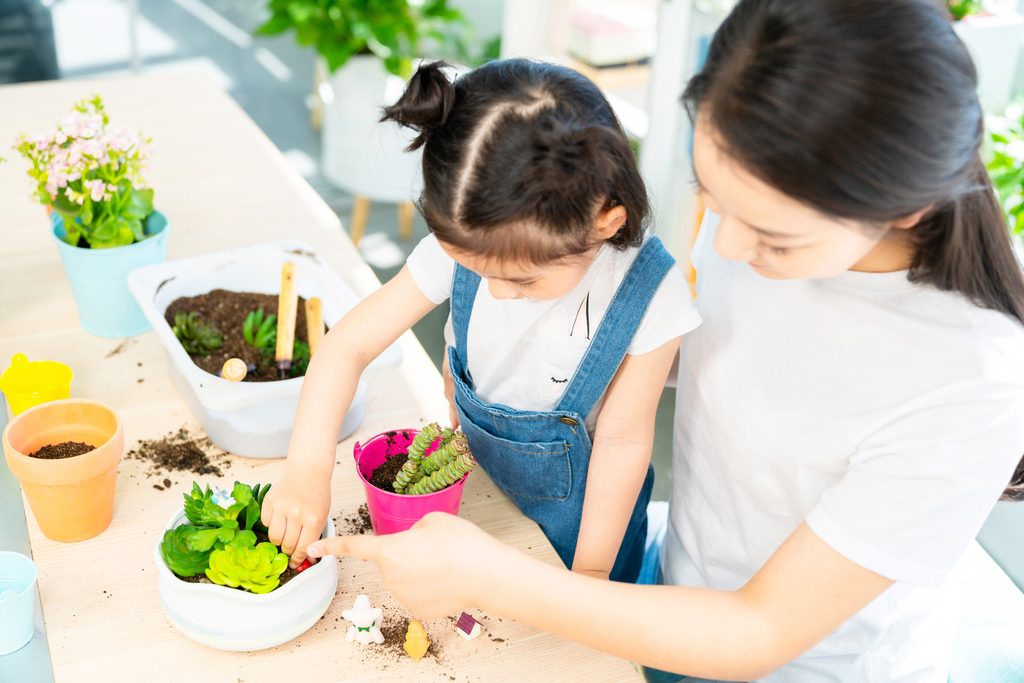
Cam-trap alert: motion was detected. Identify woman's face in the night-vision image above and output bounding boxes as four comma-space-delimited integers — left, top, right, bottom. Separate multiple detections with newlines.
692, 118, 914, 279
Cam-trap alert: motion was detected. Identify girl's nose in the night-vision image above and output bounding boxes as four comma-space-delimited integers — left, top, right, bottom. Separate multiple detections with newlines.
486, 278, 519, 300
714, 216, 759, 263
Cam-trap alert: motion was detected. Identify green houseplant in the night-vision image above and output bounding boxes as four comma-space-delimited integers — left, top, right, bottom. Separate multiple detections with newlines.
12, 94, 171, 338
154, 480, 339, 650
986, 103, 1024, 238
256, 0, 468, 78
255, 0, 473, 208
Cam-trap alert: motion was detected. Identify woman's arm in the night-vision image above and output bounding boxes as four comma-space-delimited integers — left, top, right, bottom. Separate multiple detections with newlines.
572, 336, 683, 578
262, 265, 437, 566
309, 514, 892, 681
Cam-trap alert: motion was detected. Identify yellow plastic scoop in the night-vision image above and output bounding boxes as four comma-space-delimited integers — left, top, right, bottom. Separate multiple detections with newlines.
0, 354, 73, 416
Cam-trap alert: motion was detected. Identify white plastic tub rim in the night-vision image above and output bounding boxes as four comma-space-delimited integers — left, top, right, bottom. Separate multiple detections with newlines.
154, 507, 339, 651
126, 239, 402, 413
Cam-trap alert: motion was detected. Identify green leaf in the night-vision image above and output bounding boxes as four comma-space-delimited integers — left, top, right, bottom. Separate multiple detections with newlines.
123, 187, 154, 220
53, 191, 83, 218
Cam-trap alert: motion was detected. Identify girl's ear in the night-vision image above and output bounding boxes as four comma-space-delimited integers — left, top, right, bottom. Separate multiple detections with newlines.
594, 204, 628, 240
890, 205, 933, 230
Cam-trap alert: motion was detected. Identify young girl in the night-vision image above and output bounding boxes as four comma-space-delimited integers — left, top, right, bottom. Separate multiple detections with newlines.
262, 59, 701, 583
305, 1, 1024, 681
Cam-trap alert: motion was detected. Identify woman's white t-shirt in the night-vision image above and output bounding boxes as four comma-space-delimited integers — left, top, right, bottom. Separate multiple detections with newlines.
406, 233, 702, 428
666, 212, 1024, 682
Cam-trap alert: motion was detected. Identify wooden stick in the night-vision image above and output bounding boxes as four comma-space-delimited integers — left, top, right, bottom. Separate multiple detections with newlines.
305, 297, 324, 355
276, 262, 298, 378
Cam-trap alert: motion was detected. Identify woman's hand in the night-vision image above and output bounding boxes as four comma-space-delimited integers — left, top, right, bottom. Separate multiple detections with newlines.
307, 512, 505, 618
261, 470, 332, 568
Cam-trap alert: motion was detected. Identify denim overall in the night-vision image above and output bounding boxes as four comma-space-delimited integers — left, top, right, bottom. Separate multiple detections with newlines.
448, 237, 676, 583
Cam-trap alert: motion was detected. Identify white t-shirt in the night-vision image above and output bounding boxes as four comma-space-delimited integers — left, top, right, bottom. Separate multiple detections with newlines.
665, 211, 1024, 682
406, 233, 702, 429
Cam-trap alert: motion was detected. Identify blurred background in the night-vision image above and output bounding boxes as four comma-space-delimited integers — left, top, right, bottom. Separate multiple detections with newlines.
6, 0, 1024, 512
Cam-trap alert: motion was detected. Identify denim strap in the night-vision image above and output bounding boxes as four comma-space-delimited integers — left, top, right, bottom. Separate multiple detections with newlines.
555, 237, 675, 418
450, 263, 481, 380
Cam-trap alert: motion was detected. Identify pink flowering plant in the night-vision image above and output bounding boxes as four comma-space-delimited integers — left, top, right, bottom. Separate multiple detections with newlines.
14, 94, 154, 249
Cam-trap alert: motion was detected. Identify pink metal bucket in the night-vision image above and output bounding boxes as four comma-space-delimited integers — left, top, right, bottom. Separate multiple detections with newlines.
353, 429, 469, 535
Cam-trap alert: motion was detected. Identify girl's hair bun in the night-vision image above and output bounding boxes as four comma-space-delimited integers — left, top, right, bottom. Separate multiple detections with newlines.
381, 61, 455, 151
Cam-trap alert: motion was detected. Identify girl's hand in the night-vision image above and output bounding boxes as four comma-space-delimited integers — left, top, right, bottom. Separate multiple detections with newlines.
307, 512, 505, 619
261, 471, 332, 568
442, 347, 459, 429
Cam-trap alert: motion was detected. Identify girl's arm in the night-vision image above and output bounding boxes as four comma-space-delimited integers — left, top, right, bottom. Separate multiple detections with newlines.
309, 513, 893, 681
261, 265, 437, 567
572, 336, 683, 578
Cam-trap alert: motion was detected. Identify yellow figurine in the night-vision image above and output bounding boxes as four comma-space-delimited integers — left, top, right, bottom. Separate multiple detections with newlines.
403, 620, 431, 662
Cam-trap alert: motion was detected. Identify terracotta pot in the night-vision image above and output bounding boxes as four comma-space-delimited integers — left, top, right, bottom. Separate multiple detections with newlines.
2, 399, 123, 542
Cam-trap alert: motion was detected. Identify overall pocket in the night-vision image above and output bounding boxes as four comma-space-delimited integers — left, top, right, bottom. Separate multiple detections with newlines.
458, 418, 573, 501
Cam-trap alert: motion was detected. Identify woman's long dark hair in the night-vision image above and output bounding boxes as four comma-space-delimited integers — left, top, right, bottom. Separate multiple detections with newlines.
381, 59, 648, 263
683, 0, 1024, 499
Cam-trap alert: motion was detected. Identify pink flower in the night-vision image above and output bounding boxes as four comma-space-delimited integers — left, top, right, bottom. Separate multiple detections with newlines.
84, 179, 107, 202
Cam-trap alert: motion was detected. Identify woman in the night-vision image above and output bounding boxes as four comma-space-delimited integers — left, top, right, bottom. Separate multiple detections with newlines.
305, 1, 1024, 680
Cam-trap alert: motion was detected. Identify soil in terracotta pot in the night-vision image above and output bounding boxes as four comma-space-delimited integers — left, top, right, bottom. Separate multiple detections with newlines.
28, 441, 95, 459
369, 452, 410, 492
164, 289, 328, 383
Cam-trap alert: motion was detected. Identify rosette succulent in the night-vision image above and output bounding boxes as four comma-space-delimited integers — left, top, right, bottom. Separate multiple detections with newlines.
172, 312, 223, 356
205, 539, 289, 594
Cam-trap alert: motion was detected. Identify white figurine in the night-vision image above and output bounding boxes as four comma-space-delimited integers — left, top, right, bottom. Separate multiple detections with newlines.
343, 594, 384, 645
210, 486, 235, 509
456, 612, 482, 640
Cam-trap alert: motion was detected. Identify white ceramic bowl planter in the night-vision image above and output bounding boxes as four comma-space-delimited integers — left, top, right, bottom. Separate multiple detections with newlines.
127, 240, 402, 458
154, 508, 338, 651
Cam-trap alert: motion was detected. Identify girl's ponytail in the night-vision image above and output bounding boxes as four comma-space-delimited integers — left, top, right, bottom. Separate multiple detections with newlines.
381, 62, 455, 151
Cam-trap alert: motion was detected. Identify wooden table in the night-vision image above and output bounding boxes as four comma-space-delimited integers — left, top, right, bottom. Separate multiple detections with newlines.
0, 73, 639, 683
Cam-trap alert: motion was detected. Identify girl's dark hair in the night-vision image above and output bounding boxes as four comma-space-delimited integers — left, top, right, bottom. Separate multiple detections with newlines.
381, 59, 648, 263
683, 0, 1024, 500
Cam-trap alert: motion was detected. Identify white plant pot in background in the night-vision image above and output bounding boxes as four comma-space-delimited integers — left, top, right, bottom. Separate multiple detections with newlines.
154, 508, 339, 651
320, 55, 423, 203
127, 240, 402, 458
954, 13, 1024, 113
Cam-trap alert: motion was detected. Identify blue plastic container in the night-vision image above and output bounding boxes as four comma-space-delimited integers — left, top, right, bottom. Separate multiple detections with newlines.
51, 210, 170, 338
0, 551, 37, 656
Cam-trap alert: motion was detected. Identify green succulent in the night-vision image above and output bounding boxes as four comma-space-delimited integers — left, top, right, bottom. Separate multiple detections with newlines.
243, 308, 277, 349
205, 539, 289, 594
161, 524, 221, 577
183, 481, 270, 533
172, 312, 223, 356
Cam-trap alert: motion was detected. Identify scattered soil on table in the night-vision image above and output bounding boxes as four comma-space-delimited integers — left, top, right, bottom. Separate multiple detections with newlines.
128, 428, 229, 478
28, 441, 95, 459
339, 503, 374, 535
369, 452, 409, 492
164, 289, 328, 382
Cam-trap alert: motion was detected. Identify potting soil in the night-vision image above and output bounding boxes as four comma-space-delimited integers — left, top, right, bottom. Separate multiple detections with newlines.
164, 289, 328, 382
369, 452, 410, 492
28, 441, 95, 459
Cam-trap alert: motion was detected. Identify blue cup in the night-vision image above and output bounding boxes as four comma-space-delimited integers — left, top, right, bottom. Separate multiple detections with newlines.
51, 210, 171, 338
0, 551, 37, 655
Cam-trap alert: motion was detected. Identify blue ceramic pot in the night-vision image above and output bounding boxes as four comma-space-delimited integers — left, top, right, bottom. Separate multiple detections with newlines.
51, 210, 171, 338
